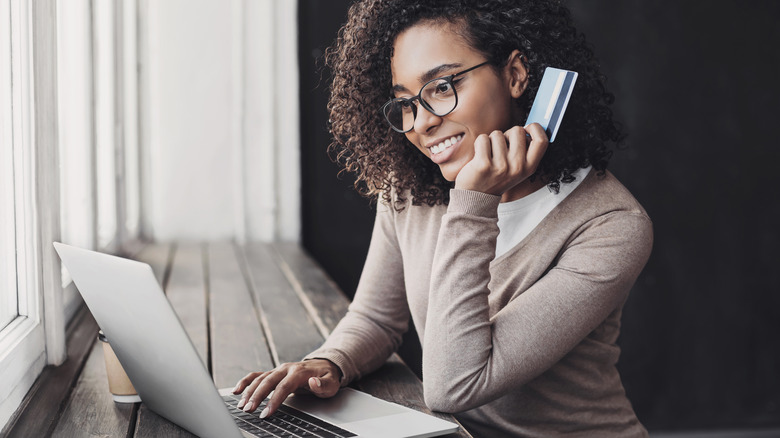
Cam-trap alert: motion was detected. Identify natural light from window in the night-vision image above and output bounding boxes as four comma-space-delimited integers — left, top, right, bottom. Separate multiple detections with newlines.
0, 0, 17, 332
0, 130, 17, 332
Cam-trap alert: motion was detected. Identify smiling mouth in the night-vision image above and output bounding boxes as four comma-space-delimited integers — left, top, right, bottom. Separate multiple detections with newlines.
428, 134, 463, 155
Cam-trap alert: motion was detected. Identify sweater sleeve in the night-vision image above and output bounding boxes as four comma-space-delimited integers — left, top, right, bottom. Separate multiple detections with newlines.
422, 188, 653, 413
304, 199, 409, 385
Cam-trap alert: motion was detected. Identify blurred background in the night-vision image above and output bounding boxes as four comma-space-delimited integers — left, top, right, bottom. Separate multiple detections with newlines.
2, 0, 777, 435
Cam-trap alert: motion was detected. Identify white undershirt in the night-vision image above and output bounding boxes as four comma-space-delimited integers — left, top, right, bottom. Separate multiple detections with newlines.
495, 166, 592, 259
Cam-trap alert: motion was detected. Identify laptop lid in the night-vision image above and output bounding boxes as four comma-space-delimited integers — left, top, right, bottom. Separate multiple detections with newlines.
54, 242, 459, 438
54, 242, 243, 438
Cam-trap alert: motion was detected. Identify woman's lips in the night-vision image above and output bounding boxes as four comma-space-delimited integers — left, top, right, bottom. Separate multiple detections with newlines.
428, 134, 463, 165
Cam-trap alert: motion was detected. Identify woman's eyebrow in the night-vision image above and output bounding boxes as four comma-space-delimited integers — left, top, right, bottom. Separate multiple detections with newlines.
420, 63, 462, 83
391, 84, 410, 95
391, 63, 464, 95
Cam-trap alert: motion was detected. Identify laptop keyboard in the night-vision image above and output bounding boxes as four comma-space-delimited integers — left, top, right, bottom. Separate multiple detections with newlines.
222, 394, 357, 438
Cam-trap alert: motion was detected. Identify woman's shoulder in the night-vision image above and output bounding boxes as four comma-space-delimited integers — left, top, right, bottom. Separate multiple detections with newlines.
518, 170, 653, 283
536, 169, 652, 252
562, 169, 653, 251
570, 169, 650, 220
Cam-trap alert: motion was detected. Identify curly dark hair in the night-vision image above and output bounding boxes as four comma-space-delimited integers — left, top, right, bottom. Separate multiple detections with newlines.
326, 0, 622, 209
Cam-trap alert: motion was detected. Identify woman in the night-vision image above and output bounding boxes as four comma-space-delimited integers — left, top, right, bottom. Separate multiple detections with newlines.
234, 0, 652, 436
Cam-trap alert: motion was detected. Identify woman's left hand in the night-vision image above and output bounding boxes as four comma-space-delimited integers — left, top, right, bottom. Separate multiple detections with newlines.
454, 123, 549, 196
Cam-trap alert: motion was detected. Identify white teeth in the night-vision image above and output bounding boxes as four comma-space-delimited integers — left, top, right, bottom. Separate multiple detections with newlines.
430, 135, 462, 155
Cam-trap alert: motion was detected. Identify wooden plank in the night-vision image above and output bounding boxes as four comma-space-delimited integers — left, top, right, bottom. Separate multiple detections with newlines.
207, 242, 274, 388
50, 342, 136, 437
241, 243, 324, 364
134, 405, 197, 438
3, 306, 98, 437
352, 355, 428, 412
271, 242, 350, 334
164, 243, 208, 365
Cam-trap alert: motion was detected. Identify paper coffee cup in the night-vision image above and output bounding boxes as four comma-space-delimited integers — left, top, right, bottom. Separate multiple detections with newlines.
98, 331, 141, 403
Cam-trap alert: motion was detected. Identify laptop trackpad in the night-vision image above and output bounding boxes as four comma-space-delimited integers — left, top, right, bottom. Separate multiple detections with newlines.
285, 388, 407, 424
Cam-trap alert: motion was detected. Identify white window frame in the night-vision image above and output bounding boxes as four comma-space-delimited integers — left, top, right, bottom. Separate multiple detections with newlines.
0, 0, 18, 333
1, 0, 144, 429
0, 0, 65, 429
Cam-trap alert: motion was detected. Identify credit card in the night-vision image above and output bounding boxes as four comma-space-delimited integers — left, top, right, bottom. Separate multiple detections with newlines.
525, 67, 578, 143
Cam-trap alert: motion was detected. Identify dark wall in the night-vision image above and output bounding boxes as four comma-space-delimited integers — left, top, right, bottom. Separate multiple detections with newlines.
298, 0, 375, 297
298, 0, 780, 432
566, 1, 780, 431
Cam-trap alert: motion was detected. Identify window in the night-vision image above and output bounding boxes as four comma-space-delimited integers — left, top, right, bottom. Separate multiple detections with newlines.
57, 0, 94, 318
0, 0, 49, 428
0, 0, 142, 429
94, 0, 119, 251
0, 161, 15, 330
56, 0, 142, 321
1, 0, 299, 430
0, 5, 15, 330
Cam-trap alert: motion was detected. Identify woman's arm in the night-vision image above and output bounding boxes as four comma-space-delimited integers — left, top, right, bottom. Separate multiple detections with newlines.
422, 188, 653, 412
235, 198, 411, 417
303, 198, 410, 382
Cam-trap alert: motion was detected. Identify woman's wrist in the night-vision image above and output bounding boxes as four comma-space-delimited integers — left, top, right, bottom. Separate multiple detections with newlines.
306, 358, 343, 381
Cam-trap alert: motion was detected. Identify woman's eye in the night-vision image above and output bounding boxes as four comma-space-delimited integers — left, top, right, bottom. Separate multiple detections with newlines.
434, 82, 453, 94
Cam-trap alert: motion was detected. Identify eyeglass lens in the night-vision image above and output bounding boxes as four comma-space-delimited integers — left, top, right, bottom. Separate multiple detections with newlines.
384, 78, 456, 132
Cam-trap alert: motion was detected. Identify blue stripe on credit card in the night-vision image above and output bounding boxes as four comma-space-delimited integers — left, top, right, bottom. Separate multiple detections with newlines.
524, 67, 578, 143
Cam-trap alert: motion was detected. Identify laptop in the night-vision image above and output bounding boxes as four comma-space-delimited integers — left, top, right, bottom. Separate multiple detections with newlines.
54, 242, 459, 438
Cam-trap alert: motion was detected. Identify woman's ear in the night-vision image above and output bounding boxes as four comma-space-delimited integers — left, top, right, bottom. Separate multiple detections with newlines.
506, 50, 528, 98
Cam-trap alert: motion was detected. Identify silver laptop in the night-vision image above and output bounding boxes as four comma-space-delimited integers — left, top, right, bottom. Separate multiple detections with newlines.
54, 242, 459, 438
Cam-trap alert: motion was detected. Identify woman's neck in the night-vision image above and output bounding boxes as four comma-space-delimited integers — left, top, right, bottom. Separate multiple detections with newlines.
500, 177, 547, 203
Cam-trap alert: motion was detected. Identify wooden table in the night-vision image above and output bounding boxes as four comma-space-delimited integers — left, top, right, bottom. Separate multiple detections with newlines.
3, 242, 471, 438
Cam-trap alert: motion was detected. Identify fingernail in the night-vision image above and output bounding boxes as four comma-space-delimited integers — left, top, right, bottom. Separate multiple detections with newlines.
259, 407, 269, 419
237, 398, 245, 409
243, 400, 254, 412
310, 377, 322, 388
233, 383, 240, 393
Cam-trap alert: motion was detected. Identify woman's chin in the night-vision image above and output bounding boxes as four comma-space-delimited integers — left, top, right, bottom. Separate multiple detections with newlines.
438, 163, 462, 183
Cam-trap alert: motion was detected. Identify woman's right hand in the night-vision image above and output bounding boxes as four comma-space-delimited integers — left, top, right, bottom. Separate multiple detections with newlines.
232, 359, 342, 418
454, 124, 549, 197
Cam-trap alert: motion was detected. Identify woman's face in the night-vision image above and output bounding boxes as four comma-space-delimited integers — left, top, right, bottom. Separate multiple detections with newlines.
390, 22, 524, 181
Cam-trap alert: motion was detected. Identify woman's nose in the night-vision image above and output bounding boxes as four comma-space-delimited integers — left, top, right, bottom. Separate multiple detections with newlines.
413, 102, 442, 135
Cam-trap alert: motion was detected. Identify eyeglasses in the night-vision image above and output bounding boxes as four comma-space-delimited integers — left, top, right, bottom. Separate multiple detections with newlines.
381, 61, 490, 133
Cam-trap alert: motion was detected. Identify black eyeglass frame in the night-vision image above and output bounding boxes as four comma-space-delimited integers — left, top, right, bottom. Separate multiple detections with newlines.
381, 61, 491, 133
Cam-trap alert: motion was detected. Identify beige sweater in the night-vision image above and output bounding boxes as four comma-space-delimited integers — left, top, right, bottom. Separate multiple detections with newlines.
306, 169, 653, 437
